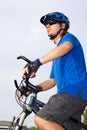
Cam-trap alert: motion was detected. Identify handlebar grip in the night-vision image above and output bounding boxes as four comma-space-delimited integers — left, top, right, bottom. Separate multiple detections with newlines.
14, 80, 20, 90
17, 56, 32, 64
26, 81, 42, 93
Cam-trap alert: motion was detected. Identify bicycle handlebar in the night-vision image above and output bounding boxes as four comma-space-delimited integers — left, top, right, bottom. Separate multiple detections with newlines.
14, 79, 41, 96
17, 55, 35, 80
17, 55, 32, 64
14, 55, 41, 96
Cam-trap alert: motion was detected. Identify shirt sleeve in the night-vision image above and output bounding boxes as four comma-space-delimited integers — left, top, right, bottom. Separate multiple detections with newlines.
59, 33, 80, 48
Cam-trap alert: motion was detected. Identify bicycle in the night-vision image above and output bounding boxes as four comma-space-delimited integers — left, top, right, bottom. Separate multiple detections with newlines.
0, 56, 87, 130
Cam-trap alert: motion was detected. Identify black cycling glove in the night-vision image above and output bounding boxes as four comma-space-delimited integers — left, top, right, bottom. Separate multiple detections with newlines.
24, 58, 42, 75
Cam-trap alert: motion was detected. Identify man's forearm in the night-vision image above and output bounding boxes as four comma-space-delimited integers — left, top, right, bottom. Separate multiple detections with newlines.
40, 41, 73, 64
37, 78, 56, 91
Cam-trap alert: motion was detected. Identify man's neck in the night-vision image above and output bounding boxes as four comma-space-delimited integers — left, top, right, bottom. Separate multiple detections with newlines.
53, 36, 62, 44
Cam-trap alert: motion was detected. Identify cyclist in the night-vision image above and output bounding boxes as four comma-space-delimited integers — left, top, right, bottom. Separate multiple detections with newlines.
23, 12, 87, 130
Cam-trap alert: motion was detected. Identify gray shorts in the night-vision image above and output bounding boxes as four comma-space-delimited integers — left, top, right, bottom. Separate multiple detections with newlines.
36, 92, 87, 129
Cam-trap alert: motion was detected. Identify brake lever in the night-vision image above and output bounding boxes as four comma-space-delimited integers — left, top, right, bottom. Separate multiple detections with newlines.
14, 80, 20, 91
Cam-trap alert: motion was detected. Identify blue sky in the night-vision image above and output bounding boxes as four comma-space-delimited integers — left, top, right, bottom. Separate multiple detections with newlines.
0, 0, 87, 127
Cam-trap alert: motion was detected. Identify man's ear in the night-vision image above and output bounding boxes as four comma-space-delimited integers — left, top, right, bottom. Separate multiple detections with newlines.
61, 23, 66, 29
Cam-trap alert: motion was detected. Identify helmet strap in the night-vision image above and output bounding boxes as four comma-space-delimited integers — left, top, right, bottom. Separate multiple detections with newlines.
49, 28, 63, 40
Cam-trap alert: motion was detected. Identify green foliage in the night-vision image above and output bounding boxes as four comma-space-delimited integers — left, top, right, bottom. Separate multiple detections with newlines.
28, 126, 39, 130
81, 108, 87, 130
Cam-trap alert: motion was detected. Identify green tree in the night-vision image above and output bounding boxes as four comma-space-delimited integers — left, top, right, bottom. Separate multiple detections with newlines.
82, 108, 87, 130
28, 126, 39, 130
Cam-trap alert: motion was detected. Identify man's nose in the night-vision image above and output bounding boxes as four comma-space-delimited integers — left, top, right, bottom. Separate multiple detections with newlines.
46, 24, 51, 28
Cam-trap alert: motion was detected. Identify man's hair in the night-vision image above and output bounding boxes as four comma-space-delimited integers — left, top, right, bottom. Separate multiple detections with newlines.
57, 21, 69, 36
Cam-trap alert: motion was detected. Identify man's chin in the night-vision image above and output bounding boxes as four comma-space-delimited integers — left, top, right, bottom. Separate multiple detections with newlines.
48, 34, 54, 37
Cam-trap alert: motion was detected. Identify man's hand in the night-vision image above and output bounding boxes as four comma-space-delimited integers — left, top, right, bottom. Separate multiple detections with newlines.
18, 91, 31, 99
23, 59, 42, 79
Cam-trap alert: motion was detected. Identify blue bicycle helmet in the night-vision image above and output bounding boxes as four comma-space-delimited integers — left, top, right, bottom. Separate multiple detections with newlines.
40, 12, 70, 26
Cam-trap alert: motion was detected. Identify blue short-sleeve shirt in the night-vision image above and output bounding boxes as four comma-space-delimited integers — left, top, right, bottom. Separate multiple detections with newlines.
50, 33, 87, 100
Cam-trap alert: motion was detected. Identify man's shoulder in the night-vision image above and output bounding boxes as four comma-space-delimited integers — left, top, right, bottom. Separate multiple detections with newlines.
64, 32, 76, 38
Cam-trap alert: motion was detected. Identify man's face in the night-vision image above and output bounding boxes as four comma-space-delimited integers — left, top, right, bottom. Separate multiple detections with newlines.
45, 19, 61, 38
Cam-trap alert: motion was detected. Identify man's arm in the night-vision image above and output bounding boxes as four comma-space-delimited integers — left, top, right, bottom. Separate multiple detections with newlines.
40, 41, 73, 64
23, 41, 73, 78
37, 78, 56, 91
